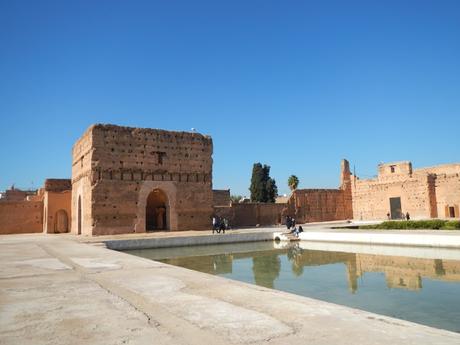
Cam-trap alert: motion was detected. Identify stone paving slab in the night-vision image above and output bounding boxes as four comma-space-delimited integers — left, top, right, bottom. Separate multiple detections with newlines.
1, 234, 460, 344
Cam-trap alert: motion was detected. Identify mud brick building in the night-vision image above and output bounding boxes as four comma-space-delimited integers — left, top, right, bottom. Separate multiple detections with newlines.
352, 161, 460, 220
286, 159, 460, 223
71, 124, 213, 236
0, 179, 71, 235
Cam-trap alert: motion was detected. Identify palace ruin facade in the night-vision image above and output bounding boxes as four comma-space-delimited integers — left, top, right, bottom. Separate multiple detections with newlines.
351, 161, 460, 220
72, 124, 214, 236
285, 159, 460, 222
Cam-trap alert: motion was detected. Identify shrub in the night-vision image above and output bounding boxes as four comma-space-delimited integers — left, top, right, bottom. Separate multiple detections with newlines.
359, 219, 459, 230
442, 221, 460, 230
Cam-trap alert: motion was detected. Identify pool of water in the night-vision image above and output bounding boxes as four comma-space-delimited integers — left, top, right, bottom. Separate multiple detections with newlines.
124, 241, 460, 333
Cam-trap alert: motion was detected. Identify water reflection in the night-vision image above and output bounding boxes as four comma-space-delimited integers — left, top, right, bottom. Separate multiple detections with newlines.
160, 244, 460, 293
252, 254, 281, 288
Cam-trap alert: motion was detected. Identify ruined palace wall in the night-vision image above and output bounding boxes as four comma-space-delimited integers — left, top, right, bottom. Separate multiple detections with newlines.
212, 189, 231, 206
214, 203, 285, 227
43, 179, 72, 233
283, 160, 352, 223
43, 191, 72, 233
0, 201, 43, 234
44, 179, 72, 192
289, 189, 350, 223
71, 127, 94, 235
351, 175, 432, 220
414, 163, 460, 176
433, 172, 460, 218
86, 125, 213, 235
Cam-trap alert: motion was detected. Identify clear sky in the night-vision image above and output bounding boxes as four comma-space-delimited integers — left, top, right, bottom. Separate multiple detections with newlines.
1, 0, 459, 196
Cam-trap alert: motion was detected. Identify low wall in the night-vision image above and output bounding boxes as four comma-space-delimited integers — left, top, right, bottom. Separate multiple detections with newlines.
214, 203, 285, 227
104, 231, 276, 250
295, 230, 460, 248
0, 201, 43, 234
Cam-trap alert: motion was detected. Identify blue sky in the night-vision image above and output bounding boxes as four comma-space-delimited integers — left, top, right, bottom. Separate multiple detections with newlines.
1, 0, 459, 196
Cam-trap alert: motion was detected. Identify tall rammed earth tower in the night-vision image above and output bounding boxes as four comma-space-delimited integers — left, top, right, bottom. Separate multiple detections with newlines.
340, 159, 353, 219
71, 124, 213, 236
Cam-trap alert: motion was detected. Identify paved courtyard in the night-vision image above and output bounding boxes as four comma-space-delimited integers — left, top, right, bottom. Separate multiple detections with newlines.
1, 233, 460, 345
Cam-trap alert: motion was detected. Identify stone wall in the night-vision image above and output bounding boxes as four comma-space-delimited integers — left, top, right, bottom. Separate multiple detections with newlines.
285, 159, 353, 223
0, 201, 43, 234
214, 203, 285, 227
433, 172, 460, 218
351, 161, 460, 220
71, 124, 214, 235
43, 191, 72, 234
0, 188, 36, 202
288, 189, 351, 223
44, 179, 72, 192
42, 179, 72, 233
351, 174, 432, 220
212, 189, 230, 206
71, 127, 94, 235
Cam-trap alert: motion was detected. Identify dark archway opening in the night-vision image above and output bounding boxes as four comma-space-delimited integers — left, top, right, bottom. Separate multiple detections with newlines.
78, 196, 82, 235
146, 189, 168, 231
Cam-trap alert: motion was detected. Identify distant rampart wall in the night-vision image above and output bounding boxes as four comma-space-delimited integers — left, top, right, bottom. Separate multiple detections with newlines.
0, 201, 43, 234
214, 203, 285, 227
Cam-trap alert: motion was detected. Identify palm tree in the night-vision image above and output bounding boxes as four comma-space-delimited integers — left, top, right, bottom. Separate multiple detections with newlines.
288, 175, 299, 191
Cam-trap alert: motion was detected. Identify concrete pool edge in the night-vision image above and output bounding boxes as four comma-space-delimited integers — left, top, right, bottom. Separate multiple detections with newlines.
100, 228, 460, 251
103, 231, 276, 250
294, 230, 460, 248
1, 234, 460, 345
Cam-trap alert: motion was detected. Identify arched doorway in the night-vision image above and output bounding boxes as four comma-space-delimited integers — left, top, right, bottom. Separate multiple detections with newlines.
146, 189, 168, 231
77, 196, 82, 235
54, 209, 69, 233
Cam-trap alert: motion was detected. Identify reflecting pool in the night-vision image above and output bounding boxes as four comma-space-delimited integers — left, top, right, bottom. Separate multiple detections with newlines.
124, 242, 460, 332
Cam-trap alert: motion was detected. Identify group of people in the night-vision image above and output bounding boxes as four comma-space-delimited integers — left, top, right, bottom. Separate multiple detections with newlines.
386, 212, 411, 220
212, 216, 229, 234
285, 215, 303, 237
285, 216, 296, 230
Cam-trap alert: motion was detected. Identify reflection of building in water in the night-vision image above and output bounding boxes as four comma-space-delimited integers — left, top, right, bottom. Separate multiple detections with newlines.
289, 249, 460, 293
165, 254, 233, 275
353, 254, 460, 291
165, 249, 460, 294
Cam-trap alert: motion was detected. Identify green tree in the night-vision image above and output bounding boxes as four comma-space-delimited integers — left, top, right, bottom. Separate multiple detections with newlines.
266, 177, 278, 203
249, 163, 278, 202
288, 175, 299, 191
250, 163, 265, 202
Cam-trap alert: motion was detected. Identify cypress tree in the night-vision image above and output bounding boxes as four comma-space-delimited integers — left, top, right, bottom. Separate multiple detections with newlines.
250, 163, 265, 202
266, 177, 278, 203
250, 163, 278, 203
